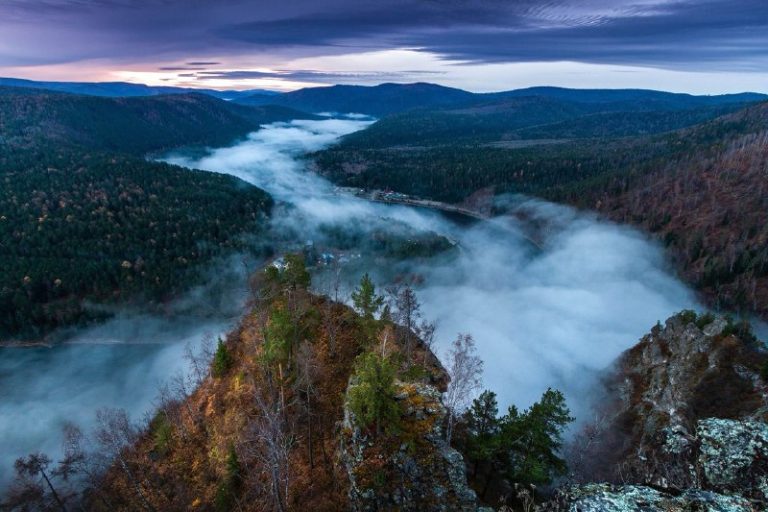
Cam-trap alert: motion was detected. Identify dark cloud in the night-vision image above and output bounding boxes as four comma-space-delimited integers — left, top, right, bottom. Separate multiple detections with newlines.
0, 0, 766, 72
158, 66, 208, 71
193, 69, 445, 82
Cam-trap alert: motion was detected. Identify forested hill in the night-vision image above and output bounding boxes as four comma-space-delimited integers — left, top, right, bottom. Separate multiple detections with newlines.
581, 103, 768, 320
234, 81, 766, 116
0, 76, 278, 100
330, 94, 761, 149
0, 88, 300, 341
234, 82, 476, 116
314, 100, 768, 320
0, 88, 318, 155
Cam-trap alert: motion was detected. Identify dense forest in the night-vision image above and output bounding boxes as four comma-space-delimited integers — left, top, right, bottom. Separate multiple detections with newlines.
0, 148, 273, 340
0, 88, 319, 340
234, 82, 766, 117
314, 99, 768, 319
0, 87, 317, 155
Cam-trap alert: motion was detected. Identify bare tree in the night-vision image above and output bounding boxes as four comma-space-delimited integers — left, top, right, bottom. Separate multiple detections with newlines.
93, 408, 157, 512
7, 453, 68, 512
321, 262, 342, 355
184, 335, 215, 387
242, 391, 294, 512
443, 333, 483, 444
418, 320, 437, 366
294, 341, 320, 469
391, 284, 422, 365
169, 370, 200, 428
57, 422, 116, 511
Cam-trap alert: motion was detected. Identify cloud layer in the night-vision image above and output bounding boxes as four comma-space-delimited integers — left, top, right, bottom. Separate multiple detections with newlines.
1, 0, 766, 75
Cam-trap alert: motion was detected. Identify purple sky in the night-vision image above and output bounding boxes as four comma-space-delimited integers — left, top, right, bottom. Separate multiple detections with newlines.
1, 0, 767, 92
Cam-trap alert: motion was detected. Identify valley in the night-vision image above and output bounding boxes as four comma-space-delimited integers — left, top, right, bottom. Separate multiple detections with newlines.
0, 80, 766, 511
0, 114, 698, 491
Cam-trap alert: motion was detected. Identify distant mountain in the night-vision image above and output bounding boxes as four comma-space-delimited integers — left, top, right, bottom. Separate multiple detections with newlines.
234, 82, 476, 116
488, 86, 767, 107
235, 82, 767, 116
0, 76, 279, 100
3, 77, 764, 117
0, 87, 318, 154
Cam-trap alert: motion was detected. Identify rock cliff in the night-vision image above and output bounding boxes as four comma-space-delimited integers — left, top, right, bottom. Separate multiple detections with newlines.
562, 311, 768, 510
341, 380, 485, 511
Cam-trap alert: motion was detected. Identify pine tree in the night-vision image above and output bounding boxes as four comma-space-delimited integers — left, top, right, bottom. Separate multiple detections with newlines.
351, 273, 384, 345
499, 388, 574, 486
348, 352, 401, 436
212, 338, 233, 378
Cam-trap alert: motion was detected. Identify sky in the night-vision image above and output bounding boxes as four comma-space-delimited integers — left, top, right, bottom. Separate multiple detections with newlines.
0, 0, 766, 93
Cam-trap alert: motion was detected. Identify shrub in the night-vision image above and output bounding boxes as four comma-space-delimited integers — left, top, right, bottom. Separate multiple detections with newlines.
151, 413, 173, 456
695, 312, 716, 329
212, 338, 233, 378
721, 317, 758, 346
678, 309, 698, 325
214, 445, 241, 512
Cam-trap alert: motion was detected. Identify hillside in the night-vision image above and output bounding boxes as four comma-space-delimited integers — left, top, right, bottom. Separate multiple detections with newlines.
0, 88, 317, 155
0, 88, 317, 341
568, 103, 768, 318
0, 149, 273, 341
42, 265, 473, 511
234, 82, 477, 115
335, 99, 745, 149
0, 77, 279, 100
314, 100, 768, 319
6, 267, 767, 510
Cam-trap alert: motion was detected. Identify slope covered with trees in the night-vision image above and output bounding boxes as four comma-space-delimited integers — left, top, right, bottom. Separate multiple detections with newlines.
576, 105, 768, 318
314, 100, 768, 319
0, 149, 273, 340
0, 88, 313, 340
2, 263, 575, 511
0, 87, 317, 155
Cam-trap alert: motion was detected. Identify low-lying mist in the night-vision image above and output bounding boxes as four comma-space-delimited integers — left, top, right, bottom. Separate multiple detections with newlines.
0, 257, 252, 488
1, 117, 696, 489
166, 119, 697, 418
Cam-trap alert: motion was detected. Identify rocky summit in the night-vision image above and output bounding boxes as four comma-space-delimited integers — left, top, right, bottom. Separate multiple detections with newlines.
561, 311, 768, 510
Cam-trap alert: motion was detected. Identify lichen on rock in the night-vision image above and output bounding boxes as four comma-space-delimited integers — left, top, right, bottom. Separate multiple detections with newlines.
340, 379, 482, 511
544, 483, 755, 512
697, 418, 768, 502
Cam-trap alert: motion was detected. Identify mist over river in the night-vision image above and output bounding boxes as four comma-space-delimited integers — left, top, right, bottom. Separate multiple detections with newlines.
0, 118, 696, 486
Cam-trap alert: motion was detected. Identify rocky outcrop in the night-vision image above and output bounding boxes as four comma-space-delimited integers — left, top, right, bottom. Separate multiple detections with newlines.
340, 380, 484, 512
544, 483, 756, 511
568, 311, 768, 508
697, 418, 768, 503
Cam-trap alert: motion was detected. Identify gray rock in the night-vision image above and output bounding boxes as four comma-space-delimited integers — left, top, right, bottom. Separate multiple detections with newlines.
340, 380, 484, 512
698, 418, 768, 502
545, 483, 755, 511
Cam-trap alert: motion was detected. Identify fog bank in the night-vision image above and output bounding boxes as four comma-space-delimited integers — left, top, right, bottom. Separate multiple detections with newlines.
0, 117, 698, 489
167, 119, 697, 418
